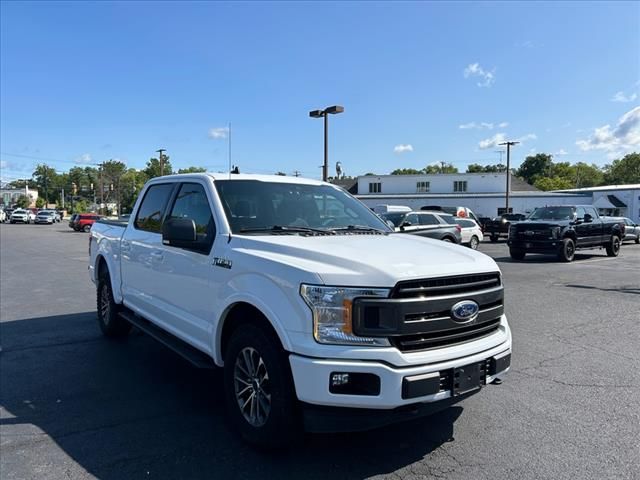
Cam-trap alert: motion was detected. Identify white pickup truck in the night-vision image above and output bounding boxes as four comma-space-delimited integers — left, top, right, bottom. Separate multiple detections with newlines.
89, 173, 512, 447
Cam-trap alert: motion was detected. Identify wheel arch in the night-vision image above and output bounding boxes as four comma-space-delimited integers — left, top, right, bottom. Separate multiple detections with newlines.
216, 300, 293, 367
94, 253, 123, 304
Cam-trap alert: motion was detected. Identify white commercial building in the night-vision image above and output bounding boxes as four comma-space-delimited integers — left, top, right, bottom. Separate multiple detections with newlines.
0, 186, 39, 207
553, 184, 640, 223
355, 173, 589, 218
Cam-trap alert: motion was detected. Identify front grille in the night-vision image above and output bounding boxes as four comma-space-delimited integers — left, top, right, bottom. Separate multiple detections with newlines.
392, 273, 501, 299
390, 318, 501, 352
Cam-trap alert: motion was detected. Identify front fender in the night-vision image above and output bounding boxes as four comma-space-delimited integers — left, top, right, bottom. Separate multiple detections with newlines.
213, 273, 313, 366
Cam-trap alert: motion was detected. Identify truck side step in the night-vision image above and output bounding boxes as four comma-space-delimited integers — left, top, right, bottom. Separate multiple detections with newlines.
119, 310, 216, 369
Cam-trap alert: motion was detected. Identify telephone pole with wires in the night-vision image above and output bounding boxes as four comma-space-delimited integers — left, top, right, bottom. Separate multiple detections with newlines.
156, 149, 166, 176
498, 141, 519, 213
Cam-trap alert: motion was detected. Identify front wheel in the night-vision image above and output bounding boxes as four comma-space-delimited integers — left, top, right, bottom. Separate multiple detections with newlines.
558, 238, 576, 262
605, 235, 621, 257
509, 248, 526, 260
97, 270, 131, 338
469, 235, 479, 250
490, 234, 498, 242
224, 324, 298, 449
83, 224, 91, 233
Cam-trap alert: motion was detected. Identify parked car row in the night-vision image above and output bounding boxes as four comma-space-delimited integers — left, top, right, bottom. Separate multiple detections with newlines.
1, 208, 63, 224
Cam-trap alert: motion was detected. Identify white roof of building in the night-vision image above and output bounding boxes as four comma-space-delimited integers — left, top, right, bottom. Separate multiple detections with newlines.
553, 184, 640, 193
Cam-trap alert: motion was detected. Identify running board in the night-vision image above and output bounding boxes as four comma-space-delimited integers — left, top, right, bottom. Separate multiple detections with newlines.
119, 310, 215, 369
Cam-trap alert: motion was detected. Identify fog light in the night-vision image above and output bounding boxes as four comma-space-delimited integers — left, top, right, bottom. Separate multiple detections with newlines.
331, 373, 350, 387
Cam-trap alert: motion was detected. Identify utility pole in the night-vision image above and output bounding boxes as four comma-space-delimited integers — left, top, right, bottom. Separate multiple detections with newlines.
293, 170, 301, 177
100, 162, 105, 215
498, 141, 519, 214
156, 149, 166, 176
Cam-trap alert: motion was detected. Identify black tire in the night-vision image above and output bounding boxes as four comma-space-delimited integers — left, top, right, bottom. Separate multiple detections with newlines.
83, 224, 91, 233
469, 235, 479, 250
490, 234, 498, 242
605, 235, 621, 257
224, 323, 298, 449
97, 269, 131, 338
509, 248, 526, 260
442, 237, 453, 243
558, 238, 576, 262
635, 236, 639, 245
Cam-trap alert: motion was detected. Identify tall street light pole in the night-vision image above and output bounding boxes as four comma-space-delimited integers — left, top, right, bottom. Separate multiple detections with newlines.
498, 141, 519, 214
309, 105, 344, 181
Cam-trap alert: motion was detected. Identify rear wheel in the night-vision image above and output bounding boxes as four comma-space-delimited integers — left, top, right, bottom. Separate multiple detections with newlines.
490, 234, 498, 242
224, 324, 298, 449
509, 248, 526, 260
83, 224, 91, 232
442, 237, 453, 243
97, 269, 131, 338
635, 236, 639, 244
469, 235, 479, 250
605, 235, 621, 257
558, 238, 576, 262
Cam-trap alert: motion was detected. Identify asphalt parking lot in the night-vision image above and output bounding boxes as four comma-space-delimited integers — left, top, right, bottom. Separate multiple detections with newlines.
1, 223, 639, 480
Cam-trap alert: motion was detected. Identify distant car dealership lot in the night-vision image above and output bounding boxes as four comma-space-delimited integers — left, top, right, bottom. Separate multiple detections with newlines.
1, 224, 639, 480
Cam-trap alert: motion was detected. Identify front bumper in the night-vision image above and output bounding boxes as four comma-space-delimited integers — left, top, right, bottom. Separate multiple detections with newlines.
289, 321, 511, 411
508, 238, 561, 253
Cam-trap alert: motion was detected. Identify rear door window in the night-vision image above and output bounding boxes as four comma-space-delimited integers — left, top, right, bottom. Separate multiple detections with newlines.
418, 214, 439, 225
134, 183, 175, 233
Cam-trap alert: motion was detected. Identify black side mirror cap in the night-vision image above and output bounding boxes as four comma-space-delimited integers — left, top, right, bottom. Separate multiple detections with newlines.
162, 217, 197, 247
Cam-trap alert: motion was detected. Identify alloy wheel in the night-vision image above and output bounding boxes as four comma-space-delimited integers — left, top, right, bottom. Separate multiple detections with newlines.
234, 347, 271, 427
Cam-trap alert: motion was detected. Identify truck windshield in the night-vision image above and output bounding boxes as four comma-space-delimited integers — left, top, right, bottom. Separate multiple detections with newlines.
528, 207, 575, 220
215, 180, 391, 234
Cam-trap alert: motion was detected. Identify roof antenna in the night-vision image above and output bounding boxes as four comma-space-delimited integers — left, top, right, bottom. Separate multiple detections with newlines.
228, 122, 232, 179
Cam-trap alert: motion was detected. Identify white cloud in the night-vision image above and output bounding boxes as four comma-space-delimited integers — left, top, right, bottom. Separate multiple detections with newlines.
478, 133, 507, 149
0, 160, 7, 169
208, 127, 229, 139
478, 132, 537, 150
394, 144, 414, 153
555, 149, 569, 156
463, 63, 495, 88
74, 153, 93, 165
576, 106, 640, 157
611, 91, 638, 103
459, 121, 508, 130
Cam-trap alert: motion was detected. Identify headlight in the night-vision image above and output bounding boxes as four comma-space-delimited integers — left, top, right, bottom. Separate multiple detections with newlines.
550, 226, 561, 239
300, 284, 391, 346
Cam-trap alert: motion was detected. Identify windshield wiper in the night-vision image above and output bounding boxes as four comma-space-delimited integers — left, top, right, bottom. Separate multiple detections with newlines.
329, 225, 388, 234
239, 225, 335, 235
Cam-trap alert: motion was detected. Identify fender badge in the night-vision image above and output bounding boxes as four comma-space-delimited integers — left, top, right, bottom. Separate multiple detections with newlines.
213, 257, 232, 269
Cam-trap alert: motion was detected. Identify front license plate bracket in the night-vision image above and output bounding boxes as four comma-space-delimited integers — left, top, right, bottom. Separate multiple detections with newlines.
453, 362, 483, 396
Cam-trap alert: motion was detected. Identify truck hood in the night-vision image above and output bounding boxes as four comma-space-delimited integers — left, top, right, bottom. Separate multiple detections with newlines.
233, 233, 499, 287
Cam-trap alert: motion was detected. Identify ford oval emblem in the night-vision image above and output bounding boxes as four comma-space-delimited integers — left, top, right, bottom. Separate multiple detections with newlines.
451, 300, 479, 323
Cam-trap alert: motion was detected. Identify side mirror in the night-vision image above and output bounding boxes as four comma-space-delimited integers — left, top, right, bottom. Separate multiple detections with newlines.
162, 217, 196, 247
584, 213, 593, 223
401, 221, 412, 227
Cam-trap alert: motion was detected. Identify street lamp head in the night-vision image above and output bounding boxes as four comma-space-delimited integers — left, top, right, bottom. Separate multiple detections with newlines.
309, 109, 324, 118
325, 105, 344, 115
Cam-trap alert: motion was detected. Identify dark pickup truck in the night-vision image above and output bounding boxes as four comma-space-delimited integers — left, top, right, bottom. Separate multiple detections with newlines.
507, 205, 625, 262
485, 213, 527, 242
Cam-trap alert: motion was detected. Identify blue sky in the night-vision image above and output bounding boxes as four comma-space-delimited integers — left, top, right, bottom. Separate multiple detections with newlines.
1, 1, 638, 182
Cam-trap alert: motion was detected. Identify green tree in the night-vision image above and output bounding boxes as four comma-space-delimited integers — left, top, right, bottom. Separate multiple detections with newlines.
573, 162, 604, 188
32, 164, 59, 204
533, 177, 574, 191
35, 197, 45, 208
425, 163, 458, 174
15, 195, 30, 208
177, 166, 207, 174
603, 152, 640, 184
516, 153, 553, 185
390, 168, 423, 175
119, 168, 147, 214
466, 163, 507, 173
143, 156, 173, 178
